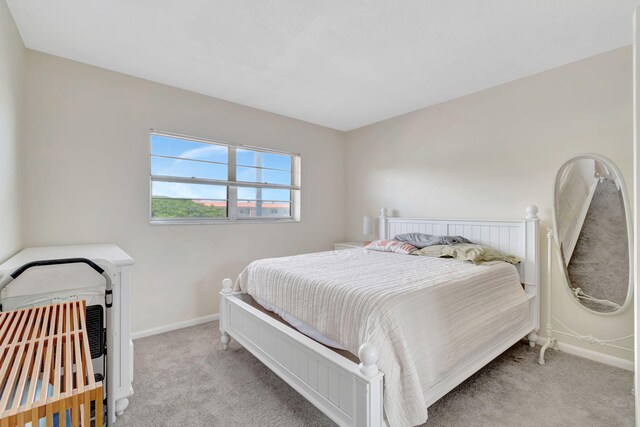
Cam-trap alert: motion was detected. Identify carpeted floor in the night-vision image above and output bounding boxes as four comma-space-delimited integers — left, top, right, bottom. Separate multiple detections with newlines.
116, 322, 634, 426
568, 178, 629, 313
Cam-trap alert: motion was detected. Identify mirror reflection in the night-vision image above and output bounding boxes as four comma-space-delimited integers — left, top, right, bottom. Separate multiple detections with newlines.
554, 156, 631, 314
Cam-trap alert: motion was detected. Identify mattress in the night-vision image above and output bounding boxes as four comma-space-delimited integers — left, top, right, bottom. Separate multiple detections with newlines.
236, 248, 530, 426
253, 295, 348, 350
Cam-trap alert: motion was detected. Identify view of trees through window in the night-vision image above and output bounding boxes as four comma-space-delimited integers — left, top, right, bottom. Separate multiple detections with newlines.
150, 132, 299, 221
151, 198, 226, 219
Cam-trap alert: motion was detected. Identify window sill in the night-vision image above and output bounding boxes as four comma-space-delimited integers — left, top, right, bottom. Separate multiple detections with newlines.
149, 218, 300, 226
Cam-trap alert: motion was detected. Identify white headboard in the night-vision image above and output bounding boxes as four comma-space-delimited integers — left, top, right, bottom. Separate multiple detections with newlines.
379, 206, 540, 330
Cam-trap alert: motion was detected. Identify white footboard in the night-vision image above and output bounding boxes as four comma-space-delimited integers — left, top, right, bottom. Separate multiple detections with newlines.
219, 279, 384, 427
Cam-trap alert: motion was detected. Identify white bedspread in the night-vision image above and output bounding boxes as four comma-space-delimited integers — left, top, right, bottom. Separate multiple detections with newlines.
235, 248, 530, 427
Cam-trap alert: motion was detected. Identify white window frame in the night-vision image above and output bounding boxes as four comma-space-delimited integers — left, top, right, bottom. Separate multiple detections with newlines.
149, 129, 301, 224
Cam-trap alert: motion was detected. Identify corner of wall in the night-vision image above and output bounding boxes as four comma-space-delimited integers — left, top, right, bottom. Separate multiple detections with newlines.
340, 130, 350, 242
0, 1, 26, 262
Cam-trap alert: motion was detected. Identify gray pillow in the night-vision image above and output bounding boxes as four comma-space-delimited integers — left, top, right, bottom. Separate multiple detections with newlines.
394, 233, 472, 249
441, 235, 473, 245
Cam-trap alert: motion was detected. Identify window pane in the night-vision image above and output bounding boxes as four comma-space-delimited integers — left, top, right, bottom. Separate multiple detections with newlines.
151, 135, 228, 163
237, 166, 291, 185
151, 157, 228, 180
236, 201, 291, 218
236, 149, 256, 167
151, 181, 227, 219
237, 149, 291, 171
237, 187, 291, 201
152, 181, 227, 200
262, 153, 292, 171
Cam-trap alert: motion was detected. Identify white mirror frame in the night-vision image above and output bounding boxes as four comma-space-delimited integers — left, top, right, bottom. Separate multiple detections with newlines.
552, 153, 634, 316
632, 8, 640, 420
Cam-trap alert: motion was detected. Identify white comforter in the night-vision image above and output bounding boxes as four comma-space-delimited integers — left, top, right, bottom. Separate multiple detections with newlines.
236, 249, 530, 426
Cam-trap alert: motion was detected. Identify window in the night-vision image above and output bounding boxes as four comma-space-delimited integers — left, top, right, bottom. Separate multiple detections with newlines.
149, 130, 300, 223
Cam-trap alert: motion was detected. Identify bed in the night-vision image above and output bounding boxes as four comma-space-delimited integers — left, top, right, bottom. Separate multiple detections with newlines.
218, 206, 540, 426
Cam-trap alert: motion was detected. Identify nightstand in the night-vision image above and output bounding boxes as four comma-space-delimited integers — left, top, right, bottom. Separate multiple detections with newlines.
334, 241, 367, 250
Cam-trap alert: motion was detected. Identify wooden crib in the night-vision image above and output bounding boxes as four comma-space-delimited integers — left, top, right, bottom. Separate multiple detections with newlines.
0, 301, 103, 427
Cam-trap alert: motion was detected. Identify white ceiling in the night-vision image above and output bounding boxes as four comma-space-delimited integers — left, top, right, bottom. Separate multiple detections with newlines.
7, 1, 640, 131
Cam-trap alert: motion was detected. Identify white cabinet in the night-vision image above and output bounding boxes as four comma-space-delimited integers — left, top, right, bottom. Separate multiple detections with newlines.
333, 241, 366, 250
0, 244, 135, 423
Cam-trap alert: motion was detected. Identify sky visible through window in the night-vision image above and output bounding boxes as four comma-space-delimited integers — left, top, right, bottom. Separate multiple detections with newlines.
151, 134, 292, 201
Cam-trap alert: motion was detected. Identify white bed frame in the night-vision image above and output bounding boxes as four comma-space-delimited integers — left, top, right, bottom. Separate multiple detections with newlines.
219, 206, 540, 426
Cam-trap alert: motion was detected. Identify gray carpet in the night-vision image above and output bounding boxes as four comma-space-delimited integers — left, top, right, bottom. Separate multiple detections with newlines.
117, 322, 634, 426
567, 178, 629, 313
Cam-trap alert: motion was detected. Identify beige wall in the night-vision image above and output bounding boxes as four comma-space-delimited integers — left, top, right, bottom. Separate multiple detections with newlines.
345, 46, 634, 362
0, 1, 24, 262
22, 51, 347, 333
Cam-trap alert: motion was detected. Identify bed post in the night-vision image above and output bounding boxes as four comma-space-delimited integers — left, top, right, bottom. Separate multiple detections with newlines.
539, 227, 556, 365
220, 278, 233, 350
525, 205, 540, 347
355, 343, 384, 427
379, 208, 388, 240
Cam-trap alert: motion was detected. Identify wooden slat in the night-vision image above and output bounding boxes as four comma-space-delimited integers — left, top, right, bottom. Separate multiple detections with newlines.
95, 389, 103, 427
27, 337, 45, 407
30, 406, 38, 427
65, 302, 72, 394
11, 318, 37, 411
17, 306, 45, 411
54, 304, 64, 398
77, 301, 95, 388
0, 310, 25, 351
59, 398, 66, 427
46, 402, 53, 427
71, 394, 79, 427
0, 339, 19, 411
39, 306, 54, 405
0, 311, 17, 344
0, 307, 37, 411
72, 303, 84, 394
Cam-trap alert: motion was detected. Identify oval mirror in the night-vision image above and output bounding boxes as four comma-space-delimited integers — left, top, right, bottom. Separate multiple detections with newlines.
553, 154, 633, 315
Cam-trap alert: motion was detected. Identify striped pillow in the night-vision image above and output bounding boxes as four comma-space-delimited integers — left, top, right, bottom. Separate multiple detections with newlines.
364, 240, 418, 255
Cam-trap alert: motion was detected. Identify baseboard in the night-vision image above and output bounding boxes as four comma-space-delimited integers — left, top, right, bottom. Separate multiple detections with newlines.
132, 313, 219, 340
535, 336, 633, 371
